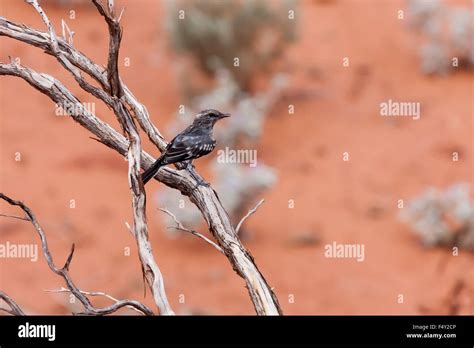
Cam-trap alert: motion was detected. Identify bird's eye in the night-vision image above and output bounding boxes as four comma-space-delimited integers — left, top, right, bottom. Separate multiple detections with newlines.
209, 113, 216, 117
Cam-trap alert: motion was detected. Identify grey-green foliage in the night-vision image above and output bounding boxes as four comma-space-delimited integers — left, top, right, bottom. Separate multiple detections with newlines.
166, 0, 297, 90
407, 0, 473, 74
400, 183, 474, 250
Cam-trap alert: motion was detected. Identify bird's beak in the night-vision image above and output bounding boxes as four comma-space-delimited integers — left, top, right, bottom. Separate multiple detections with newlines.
220, 113, 231, 119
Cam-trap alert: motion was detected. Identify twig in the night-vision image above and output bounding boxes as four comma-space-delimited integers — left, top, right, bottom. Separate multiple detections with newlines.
0, 193, 154, 316
0, 290, 26, 315
117, 7, 126, 23
235, 199, 265, 234
44, 287, 147, 315
0, 213, 28, 221
159, 208, 224, 253
27, 1, 112, 105
61, 19, 74, 45
26, 0, 59, 52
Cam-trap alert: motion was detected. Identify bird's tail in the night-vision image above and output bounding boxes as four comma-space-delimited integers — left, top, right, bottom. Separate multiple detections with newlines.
141, 157, 164, 185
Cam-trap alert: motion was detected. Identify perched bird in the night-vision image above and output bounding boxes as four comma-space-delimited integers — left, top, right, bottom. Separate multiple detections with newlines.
141, 109, 230, 185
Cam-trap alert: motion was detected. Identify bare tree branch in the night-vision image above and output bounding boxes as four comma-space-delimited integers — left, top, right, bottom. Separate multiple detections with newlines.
92, 0, 123, 97
0, 2, 282, 315
61, 19, 74, 45
236, 199, 265, 234
120, 99, 176, 314
90, 0, 174, 315
0, 62, 190, 200
0, 15, 167, 151
44, 287, 147, 315
0, 213, 29, 221
0, 193, 154, 316
0, 290, 26, 316
26, 0, 59, 51
27, 1, 114, 106
159, 208, 224, 253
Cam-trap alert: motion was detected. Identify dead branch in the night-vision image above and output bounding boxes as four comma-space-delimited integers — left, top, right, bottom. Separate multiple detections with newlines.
92, 0, 123, 97
0, 15, 167, 150
0, 290, 26, 316
0, 213, 28, 221
0, 1, 282, 315
236, 199, 265, 234
61, 20, 74, 45
91, 0, 174, 315
44, 287, 146, 315
159, 208, 224, 253
0, 193, 154, 316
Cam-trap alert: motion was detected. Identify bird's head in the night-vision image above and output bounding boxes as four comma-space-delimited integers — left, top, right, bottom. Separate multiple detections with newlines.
194, 109, 230, 128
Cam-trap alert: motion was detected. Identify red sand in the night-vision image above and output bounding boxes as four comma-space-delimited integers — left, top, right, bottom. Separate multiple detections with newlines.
0, 0, 473, 314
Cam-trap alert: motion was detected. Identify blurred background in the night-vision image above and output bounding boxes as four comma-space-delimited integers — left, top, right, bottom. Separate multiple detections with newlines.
0, 0, 473, 315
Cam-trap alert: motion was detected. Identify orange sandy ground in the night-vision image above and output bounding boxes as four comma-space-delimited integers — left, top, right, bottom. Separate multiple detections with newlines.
0, 0, 473, 315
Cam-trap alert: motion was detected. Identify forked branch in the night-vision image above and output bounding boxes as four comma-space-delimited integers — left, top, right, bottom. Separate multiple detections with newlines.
0, 290, 26, 316
0, 193, 154, 316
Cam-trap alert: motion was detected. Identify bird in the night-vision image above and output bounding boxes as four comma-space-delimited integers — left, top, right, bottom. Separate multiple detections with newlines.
141, 109, 230, 185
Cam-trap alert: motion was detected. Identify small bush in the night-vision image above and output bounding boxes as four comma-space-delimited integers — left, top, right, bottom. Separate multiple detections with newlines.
166, 0, 297, 91
400, 183, 474, 250
407, 0, 473, 74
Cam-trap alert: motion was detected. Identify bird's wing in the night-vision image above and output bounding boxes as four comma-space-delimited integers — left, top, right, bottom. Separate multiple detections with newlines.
163, 134, 209, 164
